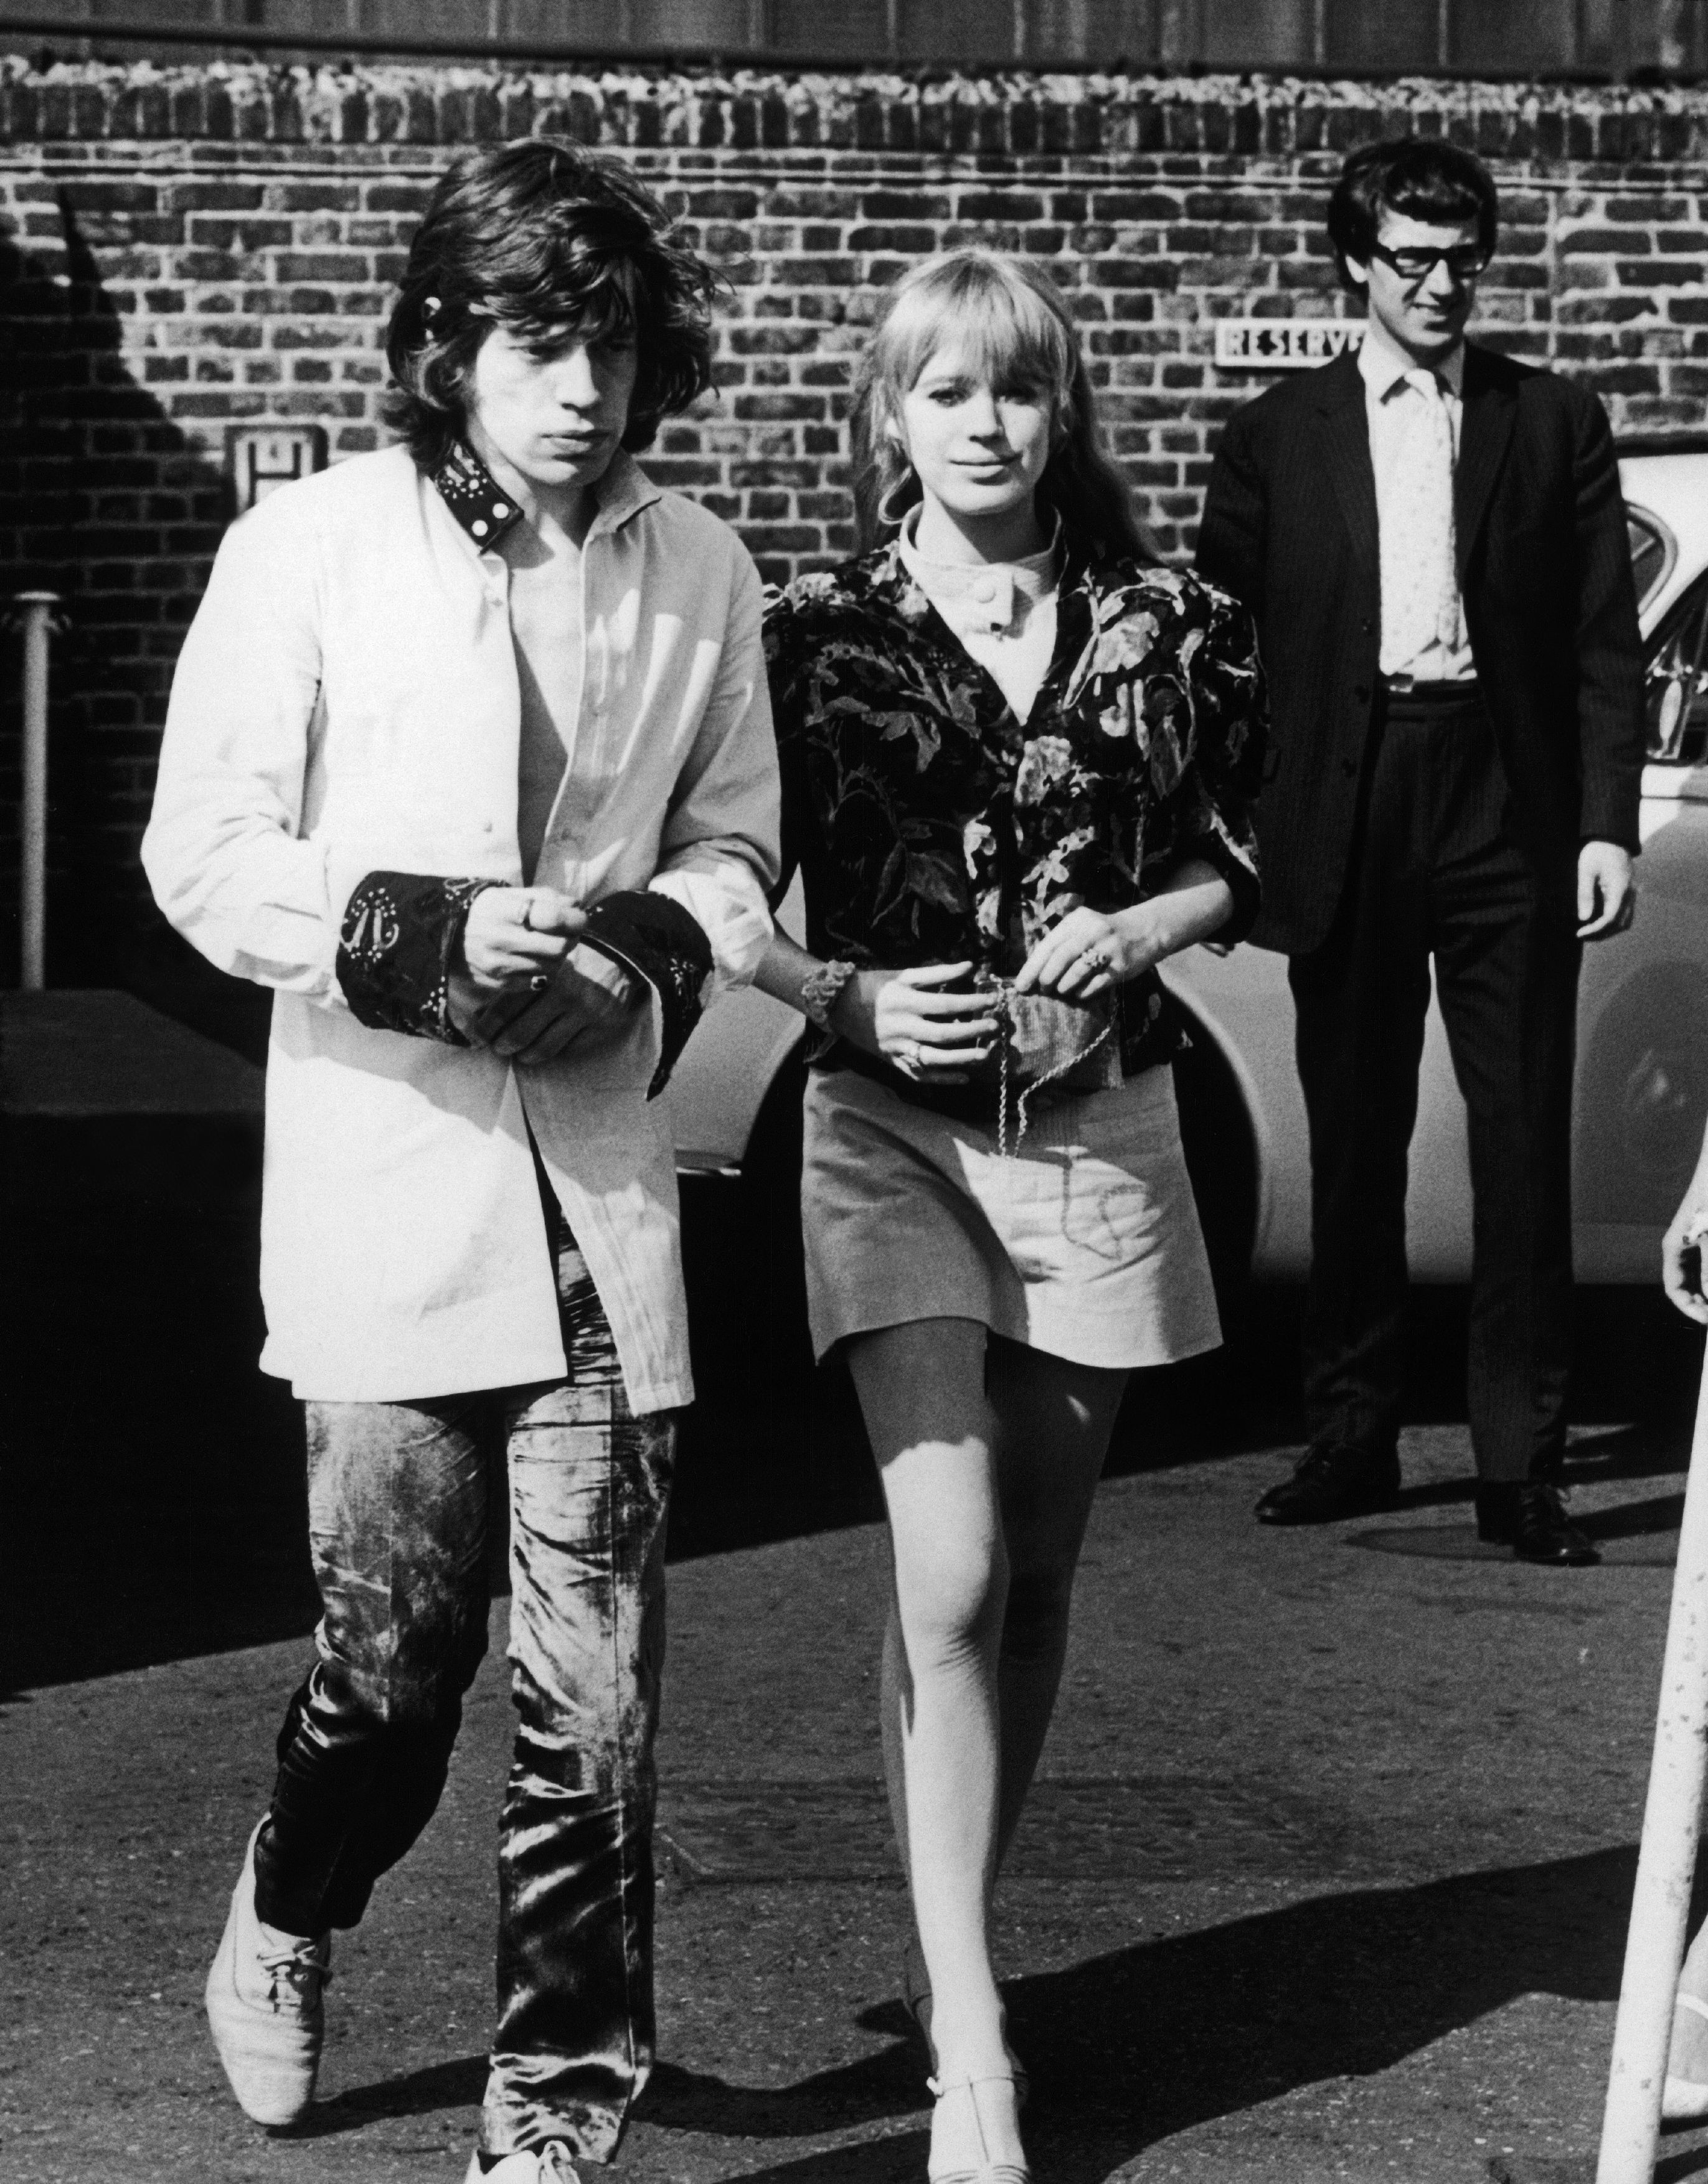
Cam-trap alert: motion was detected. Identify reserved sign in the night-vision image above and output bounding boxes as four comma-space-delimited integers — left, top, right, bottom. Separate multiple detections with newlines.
1214, 321, 1367, 369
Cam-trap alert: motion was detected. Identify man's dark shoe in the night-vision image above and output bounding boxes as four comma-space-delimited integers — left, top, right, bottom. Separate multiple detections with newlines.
1254, 1443, 1402, 1526
1475, 1482, 1600, 1566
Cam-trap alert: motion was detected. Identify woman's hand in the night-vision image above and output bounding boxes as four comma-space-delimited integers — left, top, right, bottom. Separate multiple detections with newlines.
1014, 905, 1166, 1001
833, 962, 999, 1084
1015, 867, 1237, 1000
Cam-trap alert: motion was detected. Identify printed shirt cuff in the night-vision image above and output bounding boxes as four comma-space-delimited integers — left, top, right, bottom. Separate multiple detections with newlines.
336, 872, 501, 1043
580, 890, 715, 1098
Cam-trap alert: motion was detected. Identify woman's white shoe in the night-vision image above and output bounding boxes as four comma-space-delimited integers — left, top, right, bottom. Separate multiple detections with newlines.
925, 2073, 1030, 2184
900, 1946, 1030, 2108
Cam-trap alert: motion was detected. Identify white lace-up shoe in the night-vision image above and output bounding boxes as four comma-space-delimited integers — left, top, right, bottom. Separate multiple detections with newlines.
461, 2145, 582, 2183
204, 1819, 331, 2128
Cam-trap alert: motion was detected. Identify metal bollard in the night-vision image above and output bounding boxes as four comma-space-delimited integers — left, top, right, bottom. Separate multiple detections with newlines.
11, 590, 64, 992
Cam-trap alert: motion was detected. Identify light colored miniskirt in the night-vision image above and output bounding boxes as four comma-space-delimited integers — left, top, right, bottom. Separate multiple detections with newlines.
800, 1061, 1222, 1372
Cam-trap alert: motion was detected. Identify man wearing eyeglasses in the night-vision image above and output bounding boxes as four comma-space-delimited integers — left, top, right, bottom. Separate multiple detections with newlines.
1197, 137, 1644, 1564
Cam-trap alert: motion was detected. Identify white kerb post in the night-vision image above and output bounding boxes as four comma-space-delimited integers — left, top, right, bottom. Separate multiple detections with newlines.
1598, 1339, 1708, 2183
14, 590, 62, 992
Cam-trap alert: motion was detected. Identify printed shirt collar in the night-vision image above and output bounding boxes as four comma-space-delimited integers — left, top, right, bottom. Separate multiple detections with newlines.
429, 443, 659, 552
1357, 314, 1466, 402
430, 443, 527, 549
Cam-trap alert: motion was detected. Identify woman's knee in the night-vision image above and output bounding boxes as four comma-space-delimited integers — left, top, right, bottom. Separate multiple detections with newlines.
894, 1531, 1011, 1665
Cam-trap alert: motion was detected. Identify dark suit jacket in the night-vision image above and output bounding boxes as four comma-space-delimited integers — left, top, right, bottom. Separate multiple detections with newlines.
1195, 342, 1646, 956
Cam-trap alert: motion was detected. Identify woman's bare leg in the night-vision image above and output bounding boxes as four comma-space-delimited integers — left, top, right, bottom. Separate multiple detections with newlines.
988, 1334, 1128, 1868
892, 1337, 1126, 2006
849, 1320, 1128, 2173
848, 1319, 1010, 2102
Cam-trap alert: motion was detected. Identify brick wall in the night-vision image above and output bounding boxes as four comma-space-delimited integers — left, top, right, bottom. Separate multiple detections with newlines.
5, 57, 1708, 995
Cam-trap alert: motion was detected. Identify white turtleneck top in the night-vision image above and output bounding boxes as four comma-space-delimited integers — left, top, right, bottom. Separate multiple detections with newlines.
897, 508, 1062, 724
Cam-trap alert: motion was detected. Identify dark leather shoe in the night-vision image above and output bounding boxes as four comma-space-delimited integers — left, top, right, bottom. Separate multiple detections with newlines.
1255, 1443, 1402, 1525
1475, 1482, 1600, 1566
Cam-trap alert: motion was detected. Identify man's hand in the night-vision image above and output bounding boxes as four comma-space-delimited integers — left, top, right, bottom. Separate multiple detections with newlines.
447, 887, 588, 1042
1663, 1185, 1708, 1324
461, 887, 587, 988
1577, 841, 1636, 941
1664, 1114, 1708, 1324
468, 943, 644, 1067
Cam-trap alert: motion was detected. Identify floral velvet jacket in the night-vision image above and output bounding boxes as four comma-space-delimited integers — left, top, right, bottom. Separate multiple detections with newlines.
763, 535, 1266, 1075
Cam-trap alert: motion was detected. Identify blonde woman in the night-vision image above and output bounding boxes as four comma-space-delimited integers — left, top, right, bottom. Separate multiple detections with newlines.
756, 251, 1264, 2184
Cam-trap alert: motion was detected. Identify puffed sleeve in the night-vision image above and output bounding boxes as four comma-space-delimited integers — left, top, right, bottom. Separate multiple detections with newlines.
1139, 577, 1266, 948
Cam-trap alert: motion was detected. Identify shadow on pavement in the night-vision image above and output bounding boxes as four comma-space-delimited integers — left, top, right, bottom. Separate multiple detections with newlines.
1582, 1489, 1688, 1538
1354, 1484, 1689, 1563
290, 1846, 1637, 2174
294, 2053, 490, 2137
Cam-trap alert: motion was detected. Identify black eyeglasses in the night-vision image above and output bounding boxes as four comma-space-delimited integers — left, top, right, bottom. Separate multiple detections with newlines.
1367, 240, 1490, 287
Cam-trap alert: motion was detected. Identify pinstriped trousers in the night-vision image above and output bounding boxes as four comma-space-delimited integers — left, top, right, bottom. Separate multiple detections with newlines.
1288, 682, 1581, 1483
250, 1217, 676, 2160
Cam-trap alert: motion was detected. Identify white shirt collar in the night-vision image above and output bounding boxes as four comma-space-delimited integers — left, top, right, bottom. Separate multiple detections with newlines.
1357, 316, 1466, 402
895, 506, 1062, 636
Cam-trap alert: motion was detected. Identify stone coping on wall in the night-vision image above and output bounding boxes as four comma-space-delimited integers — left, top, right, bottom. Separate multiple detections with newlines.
9, 57, 1708, 166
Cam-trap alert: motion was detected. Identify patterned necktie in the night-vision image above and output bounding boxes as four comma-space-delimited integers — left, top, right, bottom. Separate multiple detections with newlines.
1382, 369, 1462, 666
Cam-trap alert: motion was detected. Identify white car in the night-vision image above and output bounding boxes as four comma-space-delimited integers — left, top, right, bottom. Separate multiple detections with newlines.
663, 443, 1708, 1295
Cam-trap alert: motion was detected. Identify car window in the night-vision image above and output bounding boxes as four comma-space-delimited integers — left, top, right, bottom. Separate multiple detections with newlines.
1629, 508, 1674, 613
1646, 571, 1708, 763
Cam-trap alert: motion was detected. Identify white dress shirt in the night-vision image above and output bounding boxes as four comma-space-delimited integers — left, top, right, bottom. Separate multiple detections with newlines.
144, 445, 780, 1409
1358, 319, 1477, 685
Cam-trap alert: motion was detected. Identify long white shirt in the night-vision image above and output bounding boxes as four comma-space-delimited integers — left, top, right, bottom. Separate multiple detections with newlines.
143, 445, 780, 1410
1358, 319, 1477, 685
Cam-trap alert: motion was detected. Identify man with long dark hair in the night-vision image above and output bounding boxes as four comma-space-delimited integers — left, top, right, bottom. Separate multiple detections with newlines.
1197, 138, 1644, 1564
144, 142, 779, 2181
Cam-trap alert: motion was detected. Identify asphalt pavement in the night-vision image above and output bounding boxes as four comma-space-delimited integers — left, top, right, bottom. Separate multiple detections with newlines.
6, 1181, 1708, 2184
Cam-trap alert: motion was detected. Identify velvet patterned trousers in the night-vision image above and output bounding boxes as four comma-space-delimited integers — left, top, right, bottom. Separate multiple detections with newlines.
250, 1221, 676, 2160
